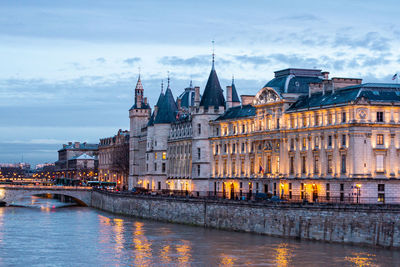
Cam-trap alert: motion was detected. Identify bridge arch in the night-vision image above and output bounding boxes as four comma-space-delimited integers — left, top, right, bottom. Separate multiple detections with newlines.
0, 186, 92, 207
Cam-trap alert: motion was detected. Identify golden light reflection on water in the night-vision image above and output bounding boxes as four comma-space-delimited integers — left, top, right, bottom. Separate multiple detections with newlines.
176, 240, 192, 265
219, 253, 236, 266
160, 245, 171, 264
113, 218, 125, 254
133, 221, 152, 266
98, 214, 112, 244
345, 252, 379, 267
274, 243, 292, 267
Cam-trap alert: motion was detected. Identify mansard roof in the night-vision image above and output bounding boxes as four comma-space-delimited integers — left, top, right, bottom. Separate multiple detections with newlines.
264, 68, 323, 94
200, 68, 226, 108
287, 83, 400, 112
215, 104, 256, 121
154, 88, 178, 124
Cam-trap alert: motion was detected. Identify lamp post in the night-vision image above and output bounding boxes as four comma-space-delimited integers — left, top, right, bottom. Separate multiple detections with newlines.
356, 184, 361, 204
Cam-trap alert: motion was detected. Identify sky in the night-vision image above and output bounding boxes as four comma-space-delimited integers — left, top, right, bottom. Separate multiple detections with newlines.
0, 0, 399, 166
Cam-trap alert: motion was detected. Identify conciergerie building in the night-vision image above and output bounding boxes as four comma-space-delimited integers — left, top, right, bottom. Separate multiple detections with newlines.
128, 55, 400, 204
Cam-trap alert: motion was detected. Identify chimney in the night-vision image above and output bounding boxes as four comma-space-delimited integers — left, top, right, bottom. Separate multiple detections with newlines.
226, 85, 233, 108
177, 98, 182, 110
194, 86, 200, 106
322, 71, 329, 80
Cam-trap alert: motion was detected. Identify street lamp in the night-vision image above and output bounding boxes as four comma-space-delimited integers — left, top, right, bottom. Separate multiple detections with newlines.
356, 184, 361, 204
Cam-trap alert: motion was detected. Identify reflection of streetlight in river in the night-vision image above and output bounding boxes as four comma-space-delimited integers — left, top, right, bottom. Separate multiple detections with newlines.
356, 184, 361, 204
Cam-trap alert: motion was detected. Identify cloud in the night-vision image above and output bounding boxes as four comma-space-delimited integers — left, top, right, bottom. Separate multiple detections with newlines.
96, 57, 106, 63
123, 57, 141, 66
159, 55, 210, 66
334, 32, 390, 51
280, 14, 321, 22
1, 139, 66, 145
234, 55, 270, 65
269, 53, 319, 68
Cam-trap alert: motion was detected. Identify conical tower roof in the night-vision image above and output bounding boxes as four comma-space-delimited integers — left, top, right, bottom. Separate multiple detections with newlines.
154, 87, 178, 124
199, 67, 225, 109
231, 77, 240, 103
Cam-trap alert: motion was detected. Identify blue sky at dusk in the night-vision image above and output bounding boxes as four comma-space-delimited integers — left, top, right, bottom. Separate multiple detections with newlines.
0, 0, 399, 165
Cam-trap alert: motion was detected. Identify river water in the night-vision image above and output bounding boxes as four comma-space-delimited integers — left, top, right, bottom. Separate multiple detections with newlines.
0, 197, 399, 266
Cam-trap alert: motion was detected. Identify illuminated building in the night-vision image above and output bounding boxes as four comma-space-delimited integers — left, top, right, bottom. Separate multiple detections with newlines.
98, 129, 130, 189
128, 59, 400, 203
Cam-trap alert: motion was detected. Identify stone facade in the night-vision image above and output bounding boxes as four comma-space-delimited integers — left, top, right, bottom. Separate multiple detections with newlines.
99, 129, 130, 190
55, 141, 98, 182
91, 190, 400, 248
128, 62, 400, 204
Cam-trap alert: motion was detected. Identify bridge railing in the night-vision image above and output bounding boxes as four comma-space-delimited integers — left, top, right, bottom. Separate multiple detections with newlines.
0, 185, 92, 190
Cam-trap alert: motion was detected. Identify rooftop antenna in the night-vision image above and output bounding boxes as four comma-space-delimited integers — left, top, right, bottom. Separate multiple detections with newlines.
190, 75, 193, 88
161, 79, 164, 93
212, 40, 215, 70
232, 74, 235, 85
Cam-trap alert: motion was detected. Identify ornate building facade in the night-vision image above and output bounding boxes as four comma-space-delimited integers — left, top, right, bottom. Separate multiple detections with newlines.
129, 61, 400, 204
98, 129, 130, 190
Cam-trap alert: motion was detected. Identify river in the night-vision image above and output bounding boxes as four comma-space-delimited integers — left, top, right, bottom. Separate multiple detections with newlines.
0, 197, 399, 266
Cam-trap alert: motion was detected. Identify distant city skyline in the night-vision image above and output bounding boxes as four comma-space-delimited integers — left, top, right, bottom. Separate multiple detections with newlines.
1, 0, 399, 165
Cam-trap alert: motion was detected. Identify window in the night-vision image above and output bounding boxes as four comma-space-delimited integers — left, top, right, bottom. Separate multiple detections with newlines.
377, 112, 384, 122
154, 163, 157, 171
250, 158, 255, 175
378, 184, 385, 191
214, 160, 219, 176
241, 143, 245, 153
302, 156, 306, 174
224, 144, 227, 153
162, 163, 166, 173
223, 160, 227, 175
242, 124, 245, 133
326, 183, 330, 201
315, 114, 319, 126
215, 145, 219, 155
291, 117, 295, 128
302, 138, 306, 149
276, 118, 280, 129
341, 155, 346, 173
340, 183, 344, 191
328, 135, 332, 147
216, 127, 219, 136
162, 152, 167, 160
158, 181, 161, 190
267, 156, 271, 173
377, 134, 384, 145
289, 157, 294, 174
327, 155, 333, 173
146, 164, 148, 172
241, 159, 245, 175
197, 164, 201, 176
342, 135, 346, 146
378, 184, 385, 203
155, 141, 157, 147
233, 126, 237, 134
315, 136, 319, 148
146, 154, 149, 160
197, 148, 201, 159
342, 112, 346, 123
314, 156, 319, 173
154, 152, 158, 159
302, 117, 307, 127
232, 144, 236, 154
198, 124, 201, 135
327, 113, 332, 125
290, 139, 294, 150
376, 155, 384, 172
232, 161, 236, 175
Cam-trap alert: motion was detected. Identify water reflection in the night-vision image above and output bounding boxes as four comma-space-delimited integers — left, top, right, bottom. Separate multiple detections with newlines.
176, 240, 192, 265
132, 221, 152, 266
0, 203, 398, 266
274, 243, 292, 267
345, 252, 379, 267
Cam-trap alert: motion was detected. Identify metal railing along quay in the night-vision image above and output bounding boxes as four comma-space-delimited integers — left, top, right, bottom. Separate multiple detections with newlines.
93, 188, 400, 206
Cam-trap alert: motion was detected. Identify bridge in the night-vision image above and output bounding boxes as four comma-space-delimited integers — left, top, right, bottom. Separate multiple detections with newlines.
0, 185, 92, 206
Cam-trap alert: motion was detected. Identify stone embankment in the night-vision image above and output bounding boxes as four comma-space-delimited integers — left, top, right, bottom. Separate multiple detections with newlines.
91, 190, 400, 248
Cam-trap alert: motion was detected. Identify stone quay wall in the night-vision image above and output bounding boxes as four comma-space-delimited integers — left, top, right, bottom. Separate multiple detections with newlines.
91, 191, 400, 248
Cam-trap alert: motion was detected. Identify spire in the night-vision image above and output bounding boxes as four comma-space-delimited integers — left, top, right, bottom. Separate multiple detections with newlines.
167, 71, 170, 89
231, 75, 240, 103
154, 84, 178, 124
212, 40, 215, 70
232, 74, 234, 85
199, 58, 225, 109
161, 79, 164, 94
189, 77, 193, 88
